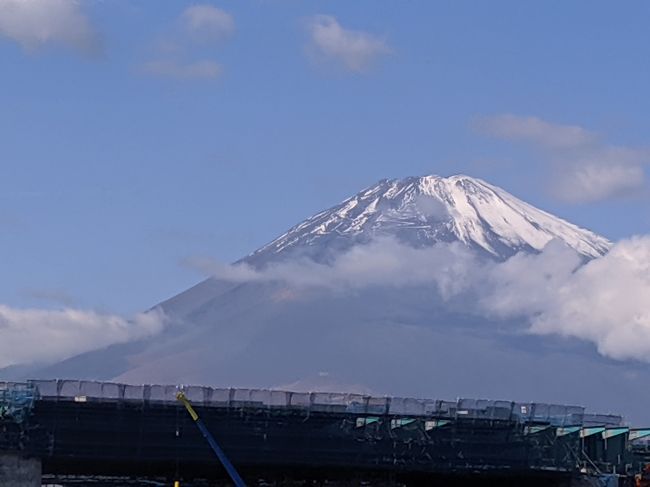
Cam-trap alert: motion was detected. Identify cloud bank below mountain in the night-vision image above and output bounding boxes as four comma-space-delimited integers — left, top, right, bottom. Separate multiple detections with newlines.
189, 235, 650, 364
0, 306, 166, 368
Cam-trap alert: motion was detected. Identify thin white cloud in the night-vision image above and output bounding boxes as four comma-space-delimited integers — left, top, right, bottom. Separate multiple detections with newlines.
306, 15, 391, 73
475, 114, 648, 203
554, 153, 646, 203
141, 59, 222, 80
140, 4, 233, 81
0, 306, 166, 368
474, 114, 597, 149
190, 235, 650, 364
182, 255, 260, 281
21, 287, 76, 307
181, 4, 234, 42
0, 0, 101, 56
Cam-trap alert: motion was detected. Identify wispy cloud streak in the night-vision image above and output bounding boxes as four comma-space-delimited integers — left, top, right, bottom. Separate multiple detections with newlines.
141, 4, 233, 81
475, 114, 648, 203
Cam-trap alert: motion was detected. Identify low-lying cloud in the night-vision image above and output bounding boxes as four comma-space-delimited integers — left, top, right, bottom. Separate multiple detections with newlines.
185, 239, 481, 298
191, 236, 650, 364
512, 237, 650, 362
0, 306, 166, 368
0, 0, 102, 56
475, 114, 648, 203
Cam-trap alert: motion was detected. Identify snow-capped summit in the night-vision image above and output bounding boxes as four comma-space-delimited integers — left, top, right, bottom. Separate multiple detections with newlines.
248, 174, 610, 262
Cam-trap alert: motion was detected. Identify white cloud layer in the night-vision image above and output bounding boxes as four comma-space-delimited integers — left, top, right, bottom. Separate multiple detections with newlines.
141, 59, 222, 80
0, 0, 101, 56
0, 306, 166, 368
186, 239, 481, 298
475, 114, 648, 203
181, 4, 234, 42
306, 15, 391, 72
193, 236, 650, 364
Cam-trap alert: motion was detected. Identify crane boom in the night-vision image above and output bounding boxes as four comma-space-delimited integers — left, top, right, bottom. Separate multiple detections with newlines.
176, 391, 247, 487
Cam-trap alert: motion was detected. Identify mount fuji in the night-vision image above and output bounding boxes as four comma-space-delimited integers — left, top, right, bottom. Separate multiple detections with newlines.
246, 174, 609, 264
20, 175, 650, 423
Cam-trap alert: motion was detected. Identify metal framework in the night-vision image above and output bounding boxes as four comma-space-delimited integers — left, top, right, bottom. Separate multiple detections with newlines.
1, 380, 648, 485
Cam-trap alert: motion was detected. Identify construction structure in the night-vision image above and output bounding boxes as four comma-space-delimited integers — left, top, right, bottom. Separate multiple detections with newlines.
2, 380, 650, 486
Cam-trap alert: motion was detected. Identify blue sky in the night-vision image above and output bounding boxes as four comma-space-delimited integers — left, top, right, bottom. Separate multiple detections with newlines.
1, 0, 649, 315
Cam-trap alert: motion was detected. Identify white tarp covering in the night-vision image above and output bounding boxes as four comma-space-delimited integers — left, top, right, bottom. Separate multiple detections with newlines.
22, 379, 587, 425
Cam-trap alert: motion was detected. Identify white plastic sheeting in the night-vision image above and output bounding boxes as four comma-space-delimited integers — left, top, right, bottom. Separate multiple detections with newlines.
583, 413, 623, 427
19, 379, 589, 425
512, 402, 587, 426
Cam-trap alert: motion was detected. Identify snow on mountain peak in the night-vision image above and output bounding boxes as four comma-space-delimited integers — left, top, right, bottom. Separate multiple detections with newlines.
248, 174, 611, 263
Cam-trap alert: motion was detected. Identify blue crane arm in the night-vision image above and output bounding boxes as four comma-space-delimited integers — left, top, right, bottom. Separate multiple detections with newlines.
176, 391, 247, 487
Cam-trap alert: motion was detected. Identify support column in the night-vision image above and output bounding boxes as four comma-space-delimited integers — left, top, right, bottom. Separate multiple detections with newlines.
0, 453, 42, 487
